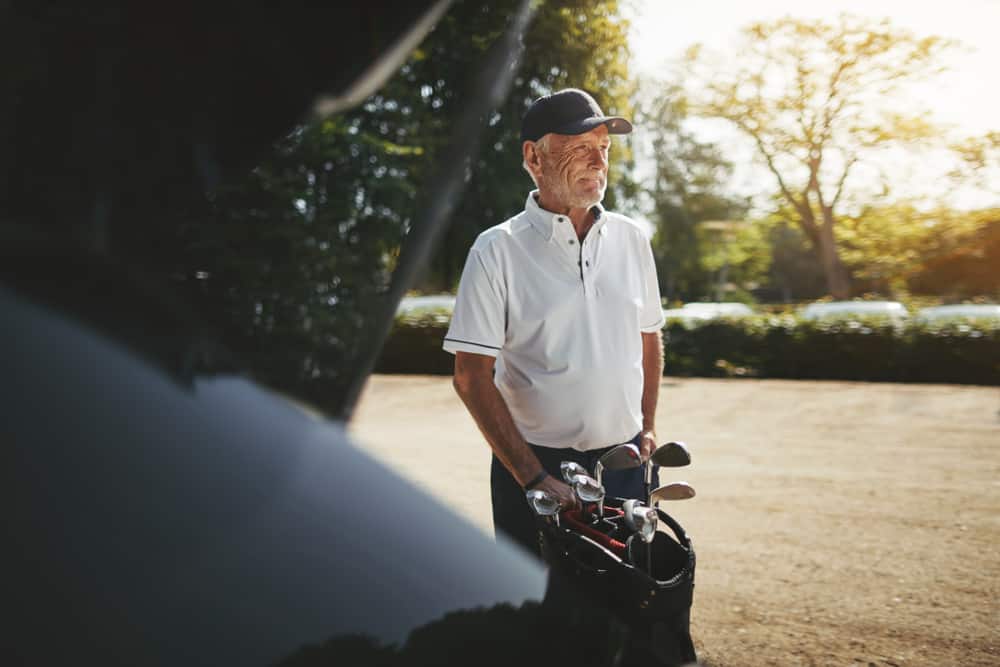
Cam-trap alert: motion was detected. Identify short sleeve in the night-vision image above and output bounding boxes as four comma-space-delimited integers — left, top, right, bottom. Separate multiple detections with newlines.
443, 246, 506, 357
638, 235, 664, 333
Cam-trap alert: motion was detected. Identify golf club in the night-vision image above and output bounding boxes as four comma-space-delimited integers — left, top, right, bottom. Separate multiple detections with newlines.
622, 499, 658, 575
593, 443, 642, 520
644, 441, 692, 504
649, 481, 696, 508
560, 460, 589, 484
526, 488, 561, 527
651, 441, 692, 468
570, 473, 605, 522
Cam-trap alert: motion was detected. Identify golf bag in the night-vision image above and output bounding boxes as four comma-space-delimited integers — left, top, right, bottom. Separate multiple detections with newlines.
535, 498, 697, 666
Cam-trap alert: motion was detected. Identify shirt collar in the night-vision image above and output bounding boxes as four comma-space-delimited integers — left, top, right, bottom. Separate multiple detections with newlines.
524, 191, 606, 241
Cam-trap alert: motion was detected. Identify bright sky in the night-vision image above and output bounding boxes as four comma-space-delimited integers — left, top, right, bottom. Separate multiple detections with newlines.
627, 0, 999, 135
623, 0, 1000, 210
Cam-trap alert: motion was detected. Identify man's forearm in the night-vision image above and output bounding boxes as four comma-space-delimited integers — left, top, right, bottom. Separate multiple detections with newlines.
453, 364, 544, 488
641, 330, 664, 433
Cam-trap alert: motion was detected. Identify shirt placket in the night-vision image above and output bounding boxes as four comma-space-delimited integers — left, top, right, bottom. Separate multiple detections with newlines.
552, 215, 582, 278
550, 214, 603, 296
579, 229, 601, 297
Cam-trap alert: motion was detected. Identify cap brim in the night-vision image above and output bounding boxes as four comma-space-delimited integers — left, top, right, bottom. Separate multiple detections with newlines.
555, 115, 633, 136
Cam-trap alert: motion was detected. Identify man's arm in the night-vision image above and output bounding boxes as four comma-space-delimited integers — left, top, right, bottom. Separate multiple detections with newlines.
639, 329, 664, 460
453, 351, 578, 509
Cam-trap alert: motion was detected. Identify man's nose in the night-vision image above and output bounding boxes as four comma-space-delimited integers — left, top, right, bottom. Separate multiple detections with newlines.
588, 147, 608, 168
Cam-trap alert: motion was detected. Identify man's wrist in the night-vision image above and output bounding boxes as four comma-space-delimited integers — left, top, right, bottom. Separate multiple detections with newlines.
523, 469, 549, 490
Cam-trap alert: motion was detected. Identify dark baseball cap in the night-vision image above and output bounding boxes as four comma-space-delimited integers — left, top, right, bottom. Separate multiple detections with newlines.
520, 88, 632, 143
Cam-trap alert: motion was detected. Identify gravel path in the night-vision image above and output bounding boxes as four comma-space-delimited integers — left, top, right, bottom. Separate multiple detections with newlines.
352, 375, 1000, 667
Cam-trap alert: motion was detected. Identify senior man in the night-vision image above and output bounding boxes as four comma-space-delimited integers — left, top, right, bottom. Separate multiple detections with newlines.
443, 88, 665, 554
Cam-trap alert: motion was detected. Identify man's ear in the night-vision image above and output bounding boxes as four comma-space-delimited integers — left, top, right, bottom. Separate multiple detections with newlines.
522, 141, 534, 162
523, 141, 542, 175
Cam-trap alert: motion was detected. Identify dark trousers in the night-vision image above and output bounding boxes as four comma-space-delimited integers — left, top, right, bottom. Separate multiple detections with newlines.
491, 433, 660, 556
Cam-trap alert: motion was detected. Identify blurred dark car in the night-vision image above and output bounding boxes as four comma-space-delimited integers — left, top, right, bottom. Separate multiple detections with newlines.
3, 2, 681, 665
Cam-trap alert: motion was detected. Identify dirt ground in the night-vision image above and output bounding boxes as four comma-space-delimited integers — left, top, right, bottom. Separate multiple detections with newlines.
351, 375, 1000, 667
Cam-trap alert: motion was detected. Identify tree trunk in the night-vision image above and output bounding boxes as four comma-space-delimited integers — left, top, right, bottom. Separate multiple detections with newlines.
816, 219, 851, 299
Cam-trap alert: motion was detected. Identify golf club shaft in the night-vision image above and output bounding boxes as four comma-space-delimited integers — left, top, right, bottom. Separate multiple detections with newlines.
644, 459, 653, 504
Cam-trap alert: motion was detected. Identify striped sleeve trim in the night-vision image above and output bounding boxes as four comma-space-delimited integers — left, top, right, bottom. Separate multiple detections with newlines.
443, 337, 502, 351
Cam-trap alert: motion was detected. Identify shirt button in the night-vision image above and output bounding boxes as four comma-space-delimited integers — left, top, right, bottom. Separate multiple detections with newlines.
569, 239, 575, 245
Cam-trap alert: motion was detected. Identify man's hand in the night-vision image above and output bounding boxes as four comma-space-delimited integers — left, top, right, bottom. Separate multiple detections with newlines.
640, 430, 657, 462
533, 475, 580, 512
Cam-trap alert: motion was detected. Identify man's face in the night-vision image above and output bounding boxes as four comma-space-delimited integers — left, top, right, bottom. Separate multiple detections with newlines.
536, 125, 610, 209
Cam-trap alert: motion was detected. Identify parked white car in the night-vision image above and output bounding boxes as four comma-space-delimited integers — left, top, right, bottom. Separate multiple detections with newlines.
916, 304, 1000, 322
662, 302, 755, 322
798, 300, 909, 321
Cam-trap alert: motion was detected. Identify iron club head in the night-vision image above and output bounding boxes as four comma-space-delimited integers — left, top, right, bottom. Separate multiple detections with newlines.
622, 500, 657, 544
526, 488, 562, 526
594, 443, 642, 484
650, 441, 692, 468
649, 481, 696, 504
560, 461, 589, 484
622, 499, 638, 530
593, 443, 642, 519
570, 473, 604, 504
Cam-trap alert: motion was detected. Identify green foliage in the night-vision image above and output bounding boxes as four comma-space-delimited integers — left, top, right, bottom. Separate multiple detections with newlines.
661, 315, 999, 384
422, 0, 635, 291
378, 314, 1000, 385
639, 84, 753, 301
838, 203, 992, 294
903, 210, 1000, 299
756, 210, 829, 301
375, 311, 455, 375
167, 1, 634, 412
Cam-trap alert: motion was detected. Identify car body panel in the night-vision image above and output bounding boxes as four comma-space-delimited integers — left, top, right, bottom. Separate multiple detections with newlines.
798, 300, 909, 321
3, 281, 562, 664
916, 304, 1000, 322
662, 302, 754, 322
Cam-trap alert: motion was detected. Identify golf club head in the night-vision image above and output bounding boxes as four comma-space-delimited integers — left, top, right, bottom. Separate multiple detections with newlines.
621, 499, 638, 531
649, 481, 696, 504
560, 461, 589, 484
651, 441, 692, 468
570, 473, 604, 504
525, 489, 561, 517
631, 504, 658, 544
596, 443, 642, 477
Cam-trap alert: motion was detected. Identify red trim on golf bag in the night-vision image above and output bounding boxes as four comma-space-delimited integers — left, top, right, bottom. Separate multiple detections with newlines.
561, 506, 627, 556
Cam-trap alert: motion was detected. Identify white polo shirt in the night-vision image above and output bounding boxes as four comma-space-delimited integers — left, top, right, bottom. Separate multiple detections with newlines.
443, 191, 664, 451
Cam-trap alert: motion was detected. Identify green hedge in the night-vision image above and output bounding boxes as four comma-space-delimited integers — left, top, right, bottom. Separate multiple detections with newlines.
376, 312, 1000, 385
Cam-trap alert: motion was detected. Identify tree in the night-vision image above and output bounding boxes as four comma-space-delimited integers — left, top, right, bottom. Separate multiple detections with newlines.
683, 15, 954, 298
640, 84, 752, 301
949, 131, 1000, 198
167, 0, 635, 411
836, 202, 986, 294
420, 0, 635, 291
894, 207, 1000, 299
